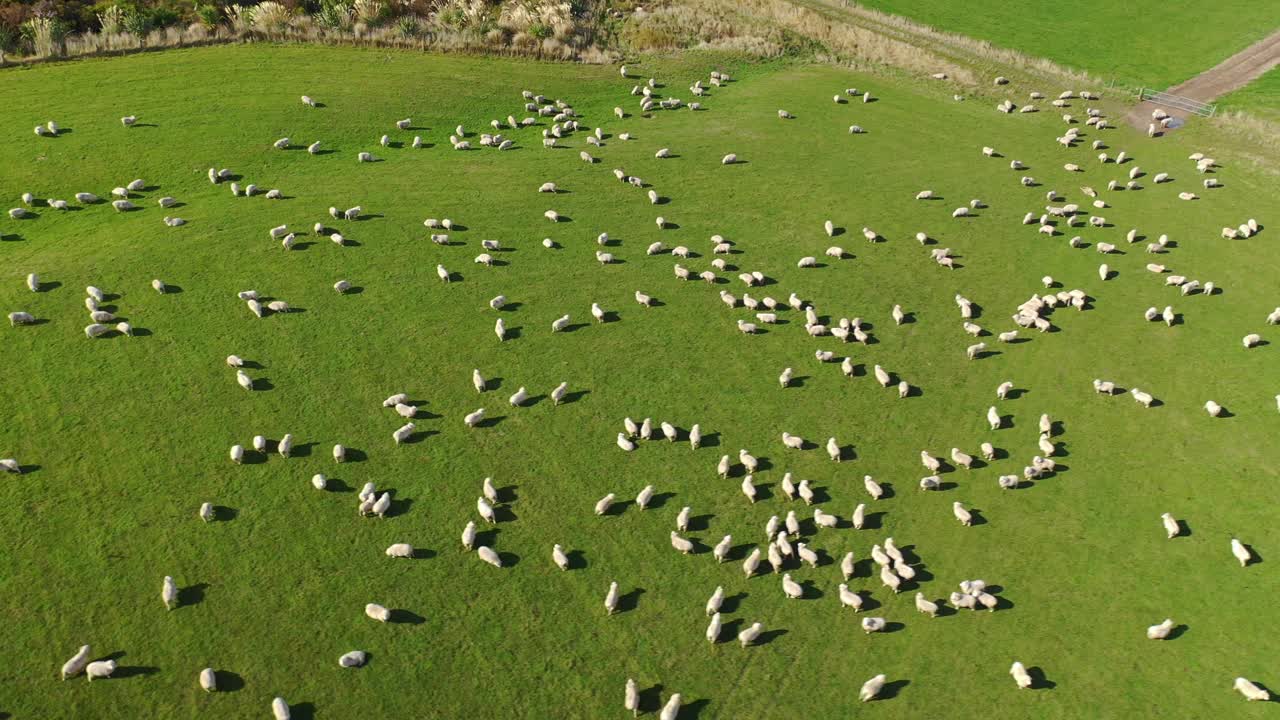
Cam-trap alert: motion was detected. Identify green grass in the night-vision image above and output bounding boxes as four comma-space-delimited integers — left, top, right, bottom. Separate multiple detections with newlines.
2, 44, 1279, 719
849, 0, 1280, 89
1215, 67, 1280, 122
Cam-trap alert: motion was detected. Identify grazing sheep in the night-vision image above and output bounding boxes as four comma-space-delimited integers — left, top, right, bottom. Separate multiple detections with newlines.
782, 573, 803, 599
386, 543, 414, 559
1243, 333, 1262, 348
966, 342, 986, 359
861, 616, 886, 634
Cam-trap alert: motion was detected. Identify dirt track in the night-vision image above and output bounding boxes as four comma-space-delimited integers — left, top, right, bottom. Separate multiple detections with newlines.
1126, 28, 1280, 130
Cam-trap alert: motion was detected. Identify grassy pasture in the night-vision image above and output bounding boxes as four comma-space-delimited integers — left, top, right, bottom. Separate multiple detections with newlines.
0, 45, 1278, 719
1215, 66, 1280, 122
849, 0, 1280, 89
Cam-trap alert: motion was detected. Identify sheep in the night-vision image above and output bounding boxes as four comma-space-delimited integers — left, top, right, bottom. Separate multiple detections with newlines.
1130, 388, 1155, 408
392, 422, 415, 445
1243, 333, 1262, 348
382, 542, 415, 559
953, 501, 973, 526
741, 475, 758, 503
1099, 263, 1110, 281
782, 573, 803, 599
861, 616, 886, 634
1232, 677, 1272, 702
1009, 662, 1033, 689
864, 475, 884, 500
9, 311, 35, 326
61, 645, 92, 680
477, 546, 503, 567
689, 424, 702, 449
1231, 538, 1253, 567
874, 365, 890, 387
860, 674, 887, 702
85, 660, 117, 681
966, 342, 986, 360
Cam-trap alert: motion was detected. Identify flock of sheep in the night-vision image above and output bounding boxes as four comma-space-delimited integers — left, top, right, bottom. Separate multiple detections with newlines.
7, 56, 1275, 717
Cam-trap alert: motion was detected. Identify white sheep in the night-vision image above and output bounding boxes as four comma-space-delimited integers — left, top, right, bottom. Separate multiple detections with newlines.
85, 660, 117, 681
1231, 538, 1253, 567
1234, 678, 1271, 701
953, 501, 973, 526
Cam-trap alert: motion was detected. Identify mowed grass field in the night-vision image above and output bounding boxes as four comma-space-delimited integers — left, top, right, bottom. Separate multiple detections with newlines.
1, 45, 1279, 719
848, 0, 1280, 89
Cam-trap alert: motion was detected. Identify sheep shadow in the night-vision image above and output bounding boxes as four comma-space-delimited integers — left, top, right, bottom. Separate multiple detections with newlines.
493, 505, 517, 523
288, 703, 317, 720
879, 679, 910, 699
755, 628, 788, 646
966, 509, 988, 526
213, 670, 245, 691
646, 492, 676, 509
974, 350, 1002, 360
409, 548, 437, 560
602, 499, 632, 516
387, 496, 414, 518
617, 587, 645, 613
881, 621, 906, 633
1026, 667, 1056, 689
559, 323, 590, 333
859, 511, 885, 530
343, 448, 369, 463
178, 583, 208, 607
560, 389, 591, 405
681, 699, 712, 718
799, 581, 824, 600
720, 591, 748, 614
1166, 624, 1190, 640
639, 684, 665, 713
678, 513, 713, 534
499, 551, 521, 567
1175, 519, 1192, 537
390, 609, 426, 624
475, 415, 506, 428
1244, 544, 1263, 566
564, 549, 587, 569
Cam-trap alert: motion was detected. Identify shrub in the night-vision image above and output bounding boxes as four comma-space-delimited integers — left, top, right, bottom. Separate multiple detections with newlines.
96, 3, 123, 33
313, 0, 353, 30
394, 14, 420, 37
251, 1, 294, 32
352, 0, 384, 26
193, 2, 220, 28
120, 8, 150, 36
21, 14, 68, 56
